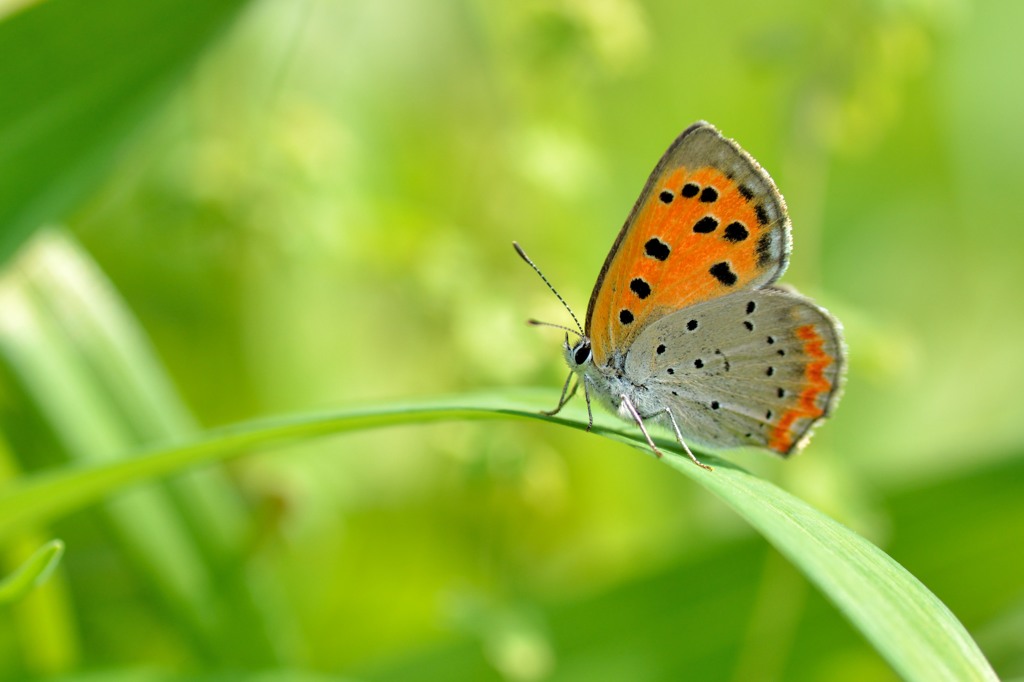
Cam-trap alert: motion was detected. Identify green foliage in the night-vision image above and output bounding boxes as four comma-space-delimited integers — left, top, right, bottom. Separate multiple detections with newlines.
1, 0, 1022, 680
0, 0, 249, 262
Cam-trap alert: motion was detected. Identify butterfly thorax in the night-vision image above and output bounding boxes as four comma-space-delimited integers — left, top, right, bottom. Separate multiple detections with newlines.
566, 336, 658, 419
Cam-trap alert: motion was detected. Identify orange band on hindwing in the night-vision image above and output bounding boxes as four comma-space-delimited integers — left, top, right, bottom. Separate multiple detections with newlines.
769, 324, 835, 453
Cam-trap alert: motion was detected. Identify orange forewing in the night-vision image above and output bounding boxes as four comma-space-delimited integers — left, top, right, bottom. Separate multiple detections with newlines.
587, 163, 780, 366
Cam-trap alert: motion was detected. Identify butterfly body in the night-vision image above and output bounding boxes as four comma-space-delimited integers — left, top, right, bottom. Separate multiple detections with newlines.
523, 122, 844, 467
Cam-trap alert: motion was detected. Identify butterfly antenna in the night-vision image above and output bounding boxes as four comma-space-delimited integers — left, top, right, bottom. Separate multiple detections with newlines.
513, 242, 584, 336
526, 319, 581, 336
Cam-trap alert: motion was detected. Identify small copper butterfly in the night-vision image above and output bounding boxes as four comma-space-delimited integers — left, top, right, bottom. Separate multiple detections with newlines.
516, 122, 845, 470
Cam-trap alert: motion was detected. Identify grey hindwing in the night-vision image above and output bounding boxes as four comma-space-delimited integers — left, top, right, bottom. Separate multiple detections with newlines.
624, 288, 844, 452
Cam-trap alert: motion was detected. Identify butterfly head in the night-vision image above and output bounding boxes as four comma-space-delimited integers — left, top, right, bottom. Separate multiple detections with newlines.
566, 334, 592, 367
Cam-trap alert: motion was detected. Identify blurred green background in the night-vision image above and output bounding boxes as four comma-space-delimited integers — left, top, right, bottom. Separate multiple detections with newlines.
1, 0, 1022, 680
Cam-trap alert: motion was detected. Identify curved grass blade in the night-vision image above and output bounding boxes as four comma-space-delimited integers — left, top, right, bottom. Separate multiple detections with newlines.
0, 539, 64, 605
0, 391, 997, 681
656, 450, 998, 682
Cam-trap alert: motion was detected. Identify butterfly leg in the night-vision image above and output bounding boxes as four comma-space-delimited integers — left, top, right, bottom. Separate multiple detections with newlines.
541, 372, 578, 416
618, 394, 664, 459
583, 378, 594, 432
664, 408, 712, 470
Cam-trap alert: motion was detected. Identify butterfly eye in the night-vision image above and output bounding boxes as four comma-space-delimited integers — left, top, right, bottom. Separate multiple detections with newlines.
573, 341, 592, 365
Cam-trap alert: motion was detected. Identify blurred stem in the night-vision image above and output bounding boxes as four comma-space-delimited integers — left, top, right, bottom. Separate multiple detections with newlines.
0, 539, 64, 605
1, 231, 292, 665
0, 435, 78, 675
3, 537, 77, 676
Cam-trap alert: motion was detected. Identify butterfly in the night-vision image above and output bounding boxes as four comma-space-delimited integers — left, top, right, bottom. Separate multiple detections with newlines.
516, 121, 845, 470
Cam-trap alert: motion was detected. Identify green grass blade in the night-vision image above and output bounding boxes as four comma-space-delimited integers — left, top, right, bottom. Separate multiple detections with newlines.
0, 392, 553, 540
0, 391, 997, 681
659, 451, 998, 682
0, 539, 64, 605
0, 0, 251, 263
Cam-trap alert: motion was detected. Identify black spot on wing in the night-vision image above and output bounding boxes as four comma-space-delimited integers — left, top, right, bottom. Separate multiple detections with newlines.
659, 190, 674, 204
645, 238, 670, 261
755, 204, 769, 226
629, 277, 651, 299
723, 222, 748, 242
693, 216, 718, 233
619, 309, 634, 324
681, 183, 699, 198
709, 262, 737, 286
700, 186, 718, 203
